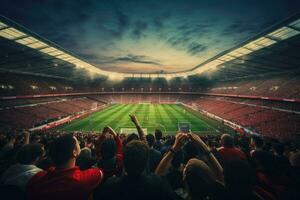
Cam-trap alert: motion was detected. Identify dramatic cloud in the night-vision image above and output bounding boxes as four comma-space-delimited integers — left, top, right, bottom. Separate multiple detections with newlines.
1, 0, 299, 73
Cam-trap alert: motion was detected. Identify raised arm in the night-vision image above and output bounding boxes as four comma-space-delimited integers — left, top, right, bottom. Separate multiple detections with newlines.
155, 133, 187, 176
129, 114, 146, 142
95, 127, 109, 159
188, 133, 223, 182
106, 126, 123, 154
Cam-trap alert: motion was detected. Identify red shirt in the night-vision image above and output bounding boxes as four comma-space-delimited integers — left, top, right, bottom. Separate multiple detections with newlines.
27, 166, 103, 200
218, 146, 246, 161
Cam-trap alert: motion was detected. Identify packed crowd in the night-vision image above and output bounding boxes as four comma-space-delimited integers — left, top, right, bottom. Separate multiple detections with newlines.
0, 115, 299, 200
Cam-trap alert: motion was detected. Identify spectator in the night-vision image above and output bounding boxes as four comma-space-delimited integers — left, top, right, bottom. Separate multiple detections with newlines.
76, 147, 95, 170
184, 159, 225, 200
27, 134, 103, 200
146, 134, 162, 172
154, 129, 163, 151
218, 134, 246, 164
96, 126, 123, 180
156, 133, 224, 200
1, 143, 44, 191
94, 140, 174, 200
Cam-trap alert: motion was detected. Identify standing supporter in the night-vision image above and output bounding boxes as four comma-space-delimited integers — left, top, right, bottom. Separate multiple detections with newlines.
1, 143, 44, 191
156, 133, 224, 200
96, 126, 123, 180
94, 140, 174, 200
154, 129, 163, 151
27, 134, 103, 200
146, 134, 162, 172
217, 134, 246, 164
76, 147, 95, 170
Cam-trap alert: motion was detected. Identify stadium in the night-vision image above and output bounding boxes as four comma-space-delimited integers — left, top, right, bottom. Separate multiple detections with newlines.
0, 1, 300, 200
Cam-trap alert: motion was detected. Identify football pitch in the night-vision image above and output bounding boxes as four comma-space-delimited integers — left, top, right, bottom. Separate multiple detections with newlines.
57, 104, 225, 134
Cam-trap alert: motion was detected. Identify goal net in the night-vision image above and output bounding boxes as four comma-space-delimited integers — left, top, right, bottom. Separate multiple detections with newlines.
120, 128, 148, 135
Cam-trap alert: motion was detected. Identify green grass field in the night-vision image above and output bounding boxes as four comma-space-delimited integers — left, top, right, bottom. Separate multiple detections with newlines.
57, 104, 227, 135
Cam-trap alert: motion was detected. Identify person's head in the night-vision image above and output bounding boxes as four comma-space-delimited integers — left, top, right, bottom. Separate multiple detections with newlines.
17, 143, 44, 165
154, 129, 162, 141
123, 140, 149, 177
78, 147, 92, 159
125, 133, 139, 144
240, 137, 250, 150
79, 139, 86, 149
183, 159, 217, 199
183, 141, 199, 164
50, 134, 80, 167
224, 159, 255, 194
221, 134, 234, 148
146, 134, 155, 147
100, 138, 117, 160
251, 136, 264, 149
272, 143, 284, 156
165, 135, 175, 146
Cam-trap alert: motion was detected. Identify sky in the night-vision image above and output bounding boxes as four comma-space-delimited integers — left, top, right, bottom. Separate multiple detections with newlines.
1, 0, 300, 73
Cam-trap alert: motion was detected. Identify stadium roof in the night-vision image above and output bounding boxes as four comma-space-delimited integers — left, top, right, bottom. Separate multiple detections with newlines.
0, 13, 300, 80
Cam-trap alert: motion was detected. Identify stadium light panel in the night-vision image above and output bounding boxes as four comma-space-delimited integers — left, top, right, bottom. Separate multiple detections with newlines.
0, 22, 7, 29
149, 74, 157, 78
40, 47, 57, 54
47, 49, 64, 56
56, 54, 71, 60
0, 27, 27, 39
15, 37, 37, 45
26, 41, 48, 49
254, 37, 277, 47
243, 41, 264, 51
267, 27, 299, 40
289, 19, 300, 29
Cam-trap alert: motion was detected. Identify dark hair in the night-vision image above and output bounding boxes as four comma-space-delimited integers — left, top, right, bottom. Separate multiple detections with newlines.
185, 159, 216, 199
221, 134, 234, 148
126, 133, 139, 144
155, 129, 162, 140
101, 138, 117, 159
50, 134, 76, 166
252, 136, 264, 148
17, 144, 44, 165
272, 143, 284, 155
146, 134, 155, 147
123, 140, 149, 177
183, 142, 199, 164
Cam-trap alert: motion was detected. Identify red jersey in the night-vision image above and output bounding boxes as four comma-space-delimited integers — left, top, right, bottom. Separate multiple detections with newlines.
218, 146, 246, 161
27, 166, 103, 200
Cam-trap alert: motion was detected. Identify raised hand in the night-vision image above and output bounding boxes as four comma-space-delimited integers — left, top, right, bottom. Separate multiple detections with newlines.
172, 132, 188, 152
